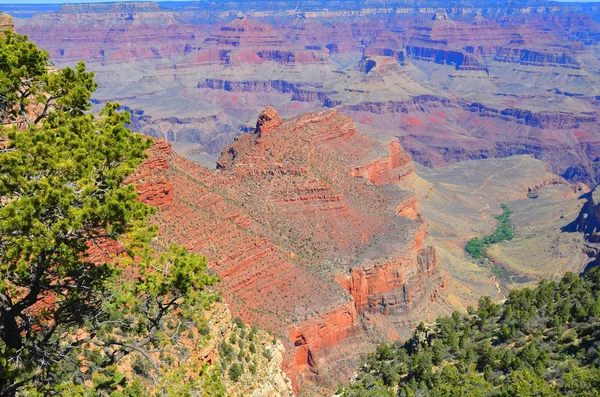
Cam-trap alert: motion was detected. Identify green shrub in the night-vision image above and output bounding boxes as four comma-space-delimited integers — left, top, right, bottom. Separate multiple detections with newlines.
228, 363, 244, 382
233, 317, 246, 330
340, 268, 600, 396
262, 349, 273, 360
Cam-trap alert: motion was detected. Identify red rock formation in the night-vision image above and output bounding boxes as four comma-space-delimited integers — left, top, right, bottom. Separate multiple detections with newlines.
18, 4, 600, 186
191, 17, 327, 67
255, 105, 282, 136
342, 96, 600, 185
18, 3, 206, 64
337, 225, 433, 315
85, 237, 125, 265
287, 302, 358, 386
127, 139, 174, 207
349, 140, 414, 185
130, 108, 444, 392
397, 195, 420, 220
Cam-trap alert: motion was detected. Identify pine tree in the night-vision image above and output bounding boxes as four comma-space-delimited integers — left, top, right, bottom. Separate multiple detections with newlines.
0, 32, 218, 396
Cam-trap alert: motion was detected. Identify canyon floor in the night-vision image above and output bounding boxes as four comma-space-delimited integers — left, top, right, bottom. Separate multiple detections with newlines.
411, 156, 591, 307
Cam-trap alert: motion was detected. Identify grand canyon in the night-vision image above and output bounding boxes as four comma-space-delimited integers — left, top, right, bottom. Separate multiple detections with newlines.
3, 0, 600, 395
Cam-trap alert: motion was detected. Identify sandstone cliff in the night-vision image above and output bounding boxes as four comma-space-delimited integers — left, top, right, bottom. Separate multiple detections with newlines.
0, 13, 14, 33
133, 108, 445, 393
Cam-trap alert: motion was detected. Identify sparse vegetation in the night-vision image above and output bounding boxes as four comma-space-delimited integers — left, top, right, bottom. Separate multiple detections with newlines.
229, 363, 245, 382
466, 204, 515, 259
466, 237, 487, 259
262, 349, 273, 360
218, 316, 281, 388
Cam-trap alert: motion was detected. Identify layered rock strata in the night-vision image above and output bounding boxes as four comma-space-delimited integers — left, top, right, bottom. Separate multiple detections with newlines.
133, 108, 445, 392
16, 3, 600, 185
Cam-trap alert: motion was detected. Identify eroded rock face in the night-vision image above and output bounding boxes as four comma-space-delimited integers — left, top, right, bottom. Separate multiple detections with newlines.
570, 186, 600, 248
288, 302, 358, 385
18, 3, 204, 64
133, 108, 444, 393
255, 105, 282, 136
343, 96, 600, 185
338, 226, 432, 316
349, 140, 414, 186
127, 139, 174, 207
0, 13, 14, 33
17, 2, 600, 185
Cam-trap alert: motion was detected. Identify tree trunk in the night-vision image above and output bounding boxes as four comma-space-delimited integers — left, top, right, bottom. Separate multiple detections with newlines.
0, 377, 16, 397
0, 293, 21, 350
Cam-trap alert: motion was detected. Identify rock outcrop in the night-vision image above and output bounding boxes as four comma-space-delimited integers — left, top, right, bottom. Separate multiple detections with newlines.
202, 303, 294, 396
183, 301, 294, 396
349, 140, 414, 186
255, 105, 282, 136
0, 13, 14, 33
569, 186, 600, 248
288, 302, 358, 384
127, 139, 174, 207
132, 108, 444, 393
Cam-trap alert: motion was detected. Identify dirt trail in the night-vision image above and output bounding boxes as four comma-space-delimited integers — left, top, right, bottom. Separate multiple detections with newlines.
471, 157, 526, 195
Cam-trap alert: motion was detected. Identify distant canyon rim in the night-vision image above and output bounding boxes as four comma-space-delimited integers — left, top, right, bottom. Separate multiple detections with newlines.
9, 0, 600, 186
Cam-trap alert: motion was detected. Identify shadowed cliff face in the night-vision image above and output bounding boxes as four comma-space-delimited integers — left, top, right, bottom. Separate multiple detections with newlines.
563, 186, 600, 272
12, 1, 600, 184
131, 108, 445, 393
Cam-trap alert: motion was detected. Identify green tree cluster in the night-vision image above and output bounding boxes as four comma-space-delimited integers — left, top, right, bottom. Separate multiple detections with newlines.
340, 268, 600, 396
466, 204, 514, 259
0, 32, 222, 396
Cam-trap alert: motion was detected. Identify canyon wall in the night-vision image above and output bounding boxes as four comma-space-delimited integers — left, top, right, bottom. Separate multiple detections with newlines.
8, 2, 600, 393
132, 109, 445, 393
13, 1, 600, 185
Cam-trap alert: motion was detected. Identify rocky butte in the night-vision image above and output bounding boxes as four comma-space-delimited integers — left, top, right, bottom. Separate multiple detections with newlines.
130, 107, 446, 392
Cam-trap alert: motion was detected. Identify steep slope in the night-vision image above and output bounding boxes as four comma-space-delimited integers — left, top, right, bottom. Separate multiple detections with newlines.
342, 268, 600, 396
0, 23, 293, 396
563, 184, 600, 272
197, 303, 294, 397
133, 108, 445, 392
